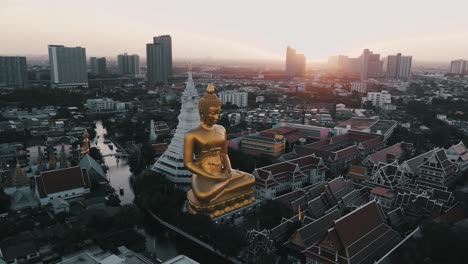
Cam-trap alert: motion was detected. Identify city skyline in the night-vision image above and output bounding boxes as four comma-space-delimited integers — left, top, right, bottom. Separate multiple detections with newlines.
2, 0, 468, 62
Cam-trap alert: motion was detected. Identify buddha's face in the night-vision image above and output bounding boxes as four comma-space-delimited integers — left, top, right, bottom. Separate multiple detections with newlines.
201, 106, 221, 126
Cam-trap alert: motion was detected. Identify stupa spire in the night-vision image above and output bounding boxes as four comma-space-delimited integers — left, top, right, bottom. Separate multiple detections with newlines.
59, 144, 69, 168
151, 71, 200, 183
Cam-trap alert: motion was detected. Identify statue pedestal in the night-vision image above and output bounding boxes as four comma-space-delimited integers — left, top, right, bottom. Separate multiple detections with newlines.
187, 188, 255, 218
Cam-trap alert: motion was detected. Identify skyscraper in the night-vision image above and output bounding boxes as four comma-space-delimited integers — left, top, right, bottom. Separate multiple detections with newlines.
90, 57, 107, 76
0, 56, 27, 88
386, 53, 412, 79
285, 46, 306, 78
117, 53, 139, 76
151, 69, 199, 184
450, 59, 468, 74
360, 49, 382, 81
146, 35, 173, 84
48, 45, 88, 89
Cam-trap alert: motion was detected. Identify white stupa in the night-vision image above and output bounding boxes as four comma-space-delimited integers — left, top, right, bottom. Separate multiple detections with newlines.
151, 68, 200, 183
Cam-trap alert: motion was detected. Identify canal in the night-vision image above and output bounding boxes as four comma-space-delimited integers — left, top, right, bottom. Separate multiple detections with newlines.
94, 121, 231, 264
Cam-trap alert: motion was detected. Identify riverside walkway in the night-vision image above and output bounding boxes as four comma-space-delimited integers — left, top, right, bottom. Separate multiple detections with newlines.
147, 211, 242, 264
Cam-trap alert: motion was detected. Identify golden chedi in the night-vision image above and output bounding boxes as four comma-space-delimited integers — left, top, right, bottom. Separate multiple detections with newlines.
81, 128, 90, 155
184, 83, 255, 217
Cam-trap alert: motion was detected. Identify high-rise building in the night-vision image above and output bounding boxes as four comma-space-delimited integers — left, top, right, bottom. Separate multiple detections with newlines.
151, 70, 199, 184
48, 45, 88, 89
219, 90, 249, 108
0, 56, 27, 88
337, 55, 360, 73
360, 49, 382, 81
117, 53, 139, 76
450, 59, 468, 74
285, 46, 306, 78
146, 35, 173, 84
386, 53, 412, 79
89, 57, 107, 76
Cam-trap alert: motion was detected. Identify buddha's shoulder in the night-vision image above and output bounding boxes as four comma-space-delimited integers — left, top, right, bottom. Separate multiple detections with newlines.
185, 128, 200, 137
214, 125, 226, 133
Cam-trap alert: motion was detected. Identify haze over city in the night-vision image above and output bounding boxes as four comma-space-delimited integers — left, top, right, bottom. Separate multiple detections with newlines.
2, 1, 468, 264
2, 0, 468, 62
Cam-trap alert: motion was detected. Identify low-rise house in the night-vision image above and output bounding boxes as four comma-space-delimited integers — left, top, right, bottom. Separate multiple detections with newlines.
334, 118, 397, 141
446, 141, 468, 172
361, 142, 414, 169
345, 165, 370, 183
287, 131, 384, 175
240, 134, 286, 157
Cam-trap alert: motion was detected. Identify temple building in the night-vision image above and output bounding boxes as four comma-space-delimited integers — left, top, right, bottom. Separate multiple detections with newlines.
34, 166, 91, 210
253, 154, 327, 200
302, 201, 401, 264
3, 162, 39, 211
151, 70, 200, 184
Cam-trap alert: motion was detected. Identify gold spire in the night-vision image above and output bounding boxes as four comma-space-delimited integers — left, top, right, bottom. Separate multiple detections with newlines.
13, 161, 29, 187
298, 206, 302, 221
81, 128, 90, 155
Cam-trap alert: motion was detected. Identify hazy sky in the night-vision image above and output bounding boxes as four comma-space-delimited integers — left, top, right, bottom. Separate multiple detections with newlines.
1, 0, 467, 62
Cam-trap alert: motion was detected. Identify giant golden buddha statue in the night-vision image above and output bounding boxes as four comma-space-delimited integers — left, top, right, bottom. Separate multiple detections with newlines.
184, 84, 255, 217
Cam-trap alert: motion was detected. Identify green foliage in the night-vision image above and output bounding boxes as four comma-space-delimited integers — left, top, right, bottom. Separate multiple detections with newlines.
363, 100, 374, 110
245, 200, 293, 230
0, 188, 11, 214
418, 220, 468, 263
133, 169, 246, 257
132, 170, 186, 221
0, 88, 89, 109
406, 100, 429, 117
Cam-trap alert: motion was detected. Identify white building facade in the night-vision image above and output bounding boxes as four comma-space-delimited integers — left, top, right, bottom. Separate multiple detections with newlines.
351, 82, 368, 94
86, 98, 116, 112
218, 90, 248, 108
366, 90, 391, 108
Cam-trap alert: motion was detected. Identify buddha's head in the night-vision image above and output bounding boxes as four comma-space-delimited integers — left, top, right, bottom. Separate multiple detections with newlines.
198, 83, 221, 126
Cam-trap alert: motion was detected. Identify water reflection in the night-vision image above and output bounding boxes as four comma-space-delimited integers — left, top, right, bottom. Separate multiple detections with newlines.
94, 120, 134, 204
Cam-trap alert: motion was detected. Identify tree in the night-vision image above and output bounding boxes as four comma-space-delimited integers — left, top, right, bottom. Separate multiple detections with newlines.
430, 126, 450, 147
363, 100, 374, 110
0, 188, 10, 214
